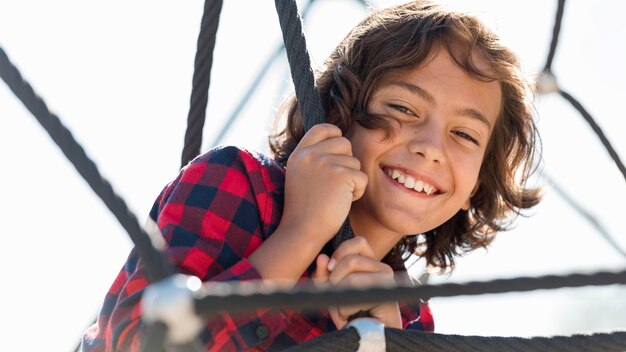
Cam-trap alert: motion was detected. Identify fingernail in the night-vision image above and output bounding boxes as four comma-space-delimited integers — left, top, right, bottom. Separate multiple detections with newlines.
327, 258, 336, 271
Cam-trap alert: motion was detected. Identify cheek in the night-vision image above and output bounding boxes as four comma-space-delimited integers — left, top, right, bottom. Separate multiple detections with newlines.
350, 129, 389, 163
453, 154, 483, 193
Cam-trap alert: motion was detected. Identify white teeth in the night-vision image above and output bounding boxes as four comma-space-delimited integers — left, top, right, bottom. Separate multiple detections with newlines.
404, 176, 415, 189
386, 168, 437, 195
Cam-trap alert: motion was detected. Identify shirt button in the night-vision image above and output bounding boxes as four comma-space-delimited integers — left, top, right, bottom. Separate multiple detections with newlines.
255, 325, 270, 340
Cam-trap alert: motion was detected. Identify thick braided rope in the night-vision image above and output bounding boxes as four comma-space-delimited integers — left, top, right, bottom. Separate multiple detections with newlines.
194, 269, 626, 316
544, 0, 566, 72
285, 329, 360, 352
273, 0, 325, 130
273, 0, 353, 245
181, 0, 224, 168
0, 46, 172, 282
286, 328, 626, 352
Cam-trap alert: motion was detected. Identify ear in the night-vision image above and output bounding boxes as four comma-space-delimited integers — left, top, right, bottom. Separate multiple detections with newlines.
462, 182, 480, 211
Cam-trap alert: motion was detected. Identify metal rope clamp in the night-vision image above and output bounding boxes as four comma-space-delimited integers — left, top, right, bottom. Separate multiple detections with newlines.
346, 317, 386, 352
141, 274, 204, 344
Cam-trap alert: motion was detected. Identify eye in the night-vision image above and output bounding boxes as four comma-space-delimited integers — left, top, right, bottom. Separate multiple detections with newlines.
388, 103, 415, 116
452, 130, 480, 146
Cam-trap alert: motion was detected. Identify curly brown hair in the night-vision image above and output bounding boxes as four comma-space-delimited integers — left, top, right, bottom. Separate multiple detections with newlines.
269, 1, 541, 271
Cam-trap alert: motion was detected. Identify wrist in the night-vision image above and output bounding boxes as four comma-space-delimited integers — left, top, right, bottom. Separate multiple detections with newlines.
248, 224, 324, 284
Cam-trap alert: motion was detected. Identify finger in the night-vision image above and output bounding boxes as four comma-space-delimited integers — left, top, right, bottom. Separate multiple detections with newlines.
331, 236, 377, 264
320, 154, 361, 171
329, 263, 394, 287
305, 135, 354, 157
336, 271, 396, 288
312, 254, 330, 286
369, 302, 402, 329
329, 306, 348, 330
295, 123, 344, 149
351, 170, 368, 201
320, 156, 367, 202
323, 161, 367, 202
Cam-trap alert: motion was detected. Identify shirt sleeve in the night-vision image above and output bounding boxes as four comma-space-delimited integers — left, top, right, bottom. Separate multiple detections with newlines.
400, 301, 435, 332
82, 146, 291, 351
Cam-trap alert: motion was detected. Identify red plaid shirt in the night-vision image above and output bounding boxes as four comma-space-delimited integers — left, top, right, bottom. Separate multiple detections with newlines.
81, 146, 434, 351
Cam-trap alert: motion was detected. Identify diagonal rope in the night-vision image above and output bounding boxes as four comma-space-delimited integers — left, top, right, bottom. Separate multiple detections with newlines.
544, 0, 566, 73
543, 173, 626, 259
209, 44, 284, 147
540, 0, 626, 182
181, 0, 224, 168
0, 46, 172, 283
558, 89, 626, 183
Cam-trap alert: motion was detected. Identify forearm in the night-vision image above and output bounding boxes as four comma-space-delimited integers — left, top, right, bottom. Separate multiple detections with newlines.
248, 224, 326, 285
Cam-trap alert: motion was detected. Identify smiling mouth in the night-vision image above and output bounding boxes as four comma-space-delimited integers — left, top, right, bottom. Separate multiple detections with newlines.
384, 167, 439, 195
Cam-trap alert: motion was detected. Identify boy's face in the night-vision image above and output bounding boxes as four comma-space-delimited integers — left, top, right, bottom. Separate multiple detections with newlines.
347, 48, 501, 241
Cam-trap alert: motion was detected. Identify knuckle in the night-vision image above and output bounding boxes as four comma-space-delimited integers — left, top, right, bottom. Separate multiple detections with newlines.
381, 265, 394, 275
317, 123, 340, 135
337, 136, 352, 150
353, 236, 368, 247
344, 254, 360, 270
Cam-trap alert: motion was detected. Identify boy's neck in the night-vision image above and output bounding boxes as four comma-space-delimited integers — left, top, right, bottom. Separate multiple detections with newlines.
348, 212, 406, 261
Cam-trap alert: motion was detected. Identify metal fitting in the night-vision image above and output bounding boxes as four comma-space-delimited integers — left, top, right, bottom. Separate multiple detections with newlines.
141, 274, 204, 344
346, 317, 386, 352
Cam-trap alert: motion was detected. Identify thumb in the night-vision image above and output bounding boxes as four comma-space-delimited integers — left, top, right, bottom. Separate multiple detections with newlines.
312, 254, 330, 285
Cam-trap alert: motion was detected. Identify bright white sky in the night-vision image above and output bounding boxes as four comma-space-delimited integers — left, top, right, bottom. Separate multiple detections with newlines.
1, 1, 625, 351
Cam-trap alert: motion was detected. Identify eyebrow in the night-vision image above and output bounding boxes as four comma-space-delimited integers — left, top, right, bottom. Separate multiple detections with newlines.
388, 80, 492, 130
455, 107, 492, 130
390, 81, 435, 104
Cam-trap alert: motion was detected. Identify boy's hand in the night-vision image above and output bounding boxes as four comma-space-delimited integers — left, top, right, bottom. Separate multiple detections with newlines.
312, 237, 402, 330
281, 124, 368, 245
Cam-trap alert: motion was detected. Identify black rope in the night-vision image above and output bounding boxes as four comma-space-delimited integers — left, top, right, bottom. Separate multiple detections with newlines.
285, 328, 360, 352
273, 0, 326, 131
544, 0, 566, 73
273, 0, 355, 249
181, 0, 224, 168
287, 328, 626, 352
558, 89, 626, 183
194, 269, 626, 317
0, 46, 172, 283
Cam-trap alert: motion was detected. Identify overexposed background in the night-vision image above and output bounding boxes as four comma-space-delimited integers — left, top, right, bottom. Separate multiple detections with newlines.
1, 1, 625, 351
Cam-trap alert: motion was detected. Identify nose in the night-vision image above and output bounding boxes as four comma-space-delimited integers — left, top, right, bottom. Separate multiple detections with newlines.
408, 124, 447, 165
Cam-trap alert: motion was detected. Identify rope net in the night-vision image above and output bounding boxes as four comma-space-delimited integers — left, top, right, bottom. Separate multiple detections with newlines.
0, 0, 624, 351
